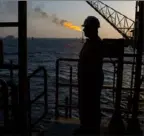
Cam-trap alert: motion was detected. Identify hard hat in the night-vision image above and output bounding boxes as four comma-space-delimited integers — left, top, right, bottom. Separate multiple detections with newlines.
82, 16, 100, 28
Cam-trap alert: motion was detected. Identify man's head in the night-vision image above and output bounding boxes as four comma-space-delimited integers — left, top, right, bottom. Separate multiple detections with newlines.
82, 16, 100, 39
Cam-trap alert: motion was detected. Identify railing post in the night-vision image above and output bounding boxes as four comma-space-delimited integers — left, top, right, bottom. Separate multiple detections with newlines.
10, 60, 13, 80
65, 97, 69, 118
69, 66, 72, 118
108, 46, 125, 134
55, 59, 59, 119
44, 68, 48, 115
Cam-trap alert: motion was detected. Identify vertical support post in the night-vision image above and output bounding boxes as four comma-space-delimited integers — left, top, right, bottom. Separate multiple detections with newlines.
127, 2, 143, 135
65, 97, 69, 118
55, 59, 59, 119
132, 1, 143, 122
18, 1, 29, 132
115, 47, 124, 117
44, 68, 48, 115
130, 1, 139, 91
10, 60, 13, 80
69, 66, 72, 118
108, 46, 125, 134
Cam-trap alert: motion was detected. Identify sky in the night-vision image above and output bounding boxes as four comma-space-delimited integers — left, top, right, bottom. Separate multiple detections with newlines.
0, 1, 135, 38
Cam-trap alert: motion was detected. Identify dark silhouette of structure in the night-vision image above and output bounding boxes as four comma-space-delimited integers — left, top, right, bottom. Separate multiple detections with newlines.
74, 16, 104, 134
86, 1, 134, 40
0, 1, 144, 136
54, 1, 144, 136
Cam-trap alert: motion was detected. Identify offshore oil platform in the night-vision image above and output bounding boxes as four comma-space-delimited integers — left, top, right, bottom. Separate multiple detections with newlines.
0, 1, 144, 136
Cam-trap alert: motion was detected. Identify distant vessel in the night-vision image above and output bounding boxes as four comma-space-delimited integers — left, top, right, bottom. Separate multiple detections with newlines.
4, 35, 15, 40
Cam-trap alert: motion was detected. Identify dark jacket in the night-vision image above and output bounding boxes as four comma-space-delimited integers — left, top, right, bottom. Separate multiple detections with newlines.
78, 36, 104, 83
77, 36, 104, 128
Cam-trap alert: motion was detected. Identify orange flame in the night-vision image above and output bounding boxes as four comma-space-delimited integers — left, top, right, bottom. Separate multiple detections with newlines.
63, 22, 82, 32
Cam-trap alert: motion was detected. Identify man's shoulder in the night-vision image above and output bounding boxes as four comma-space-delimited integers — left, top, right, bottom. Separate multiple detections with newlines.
83, 37, 103, 50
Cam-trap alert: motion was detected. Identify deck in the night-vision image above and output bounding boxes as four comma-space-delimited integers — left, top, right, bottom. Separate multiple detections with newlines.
33, 117, 110, 136
30, 117, 144, 136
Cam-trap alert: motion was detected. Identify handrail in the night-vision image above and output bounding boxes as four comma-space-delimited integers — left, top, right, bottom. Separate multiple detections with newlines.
0, 66, 48, 130
28, 66, 48, 128
28, 66, 47, 79
58, 83, 144, 91
55, 57, 144, 119
57, 57, 144, 65
55, 58, 118, 119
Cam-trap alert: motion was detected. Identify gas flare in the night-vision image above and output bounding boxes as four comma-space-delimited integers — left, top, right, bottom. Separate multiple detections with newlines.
63, 22, 81, 32
34, 7, 81, 32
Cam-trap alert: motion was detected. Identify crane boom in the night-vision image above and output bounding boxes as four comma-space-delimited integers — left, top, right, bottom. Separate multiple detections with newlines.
86, 1, 135, 39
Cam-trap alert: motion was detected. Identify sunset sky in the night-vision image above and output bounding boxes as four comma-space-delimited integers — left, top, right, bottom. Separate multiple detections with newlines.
0, 1, 135, 38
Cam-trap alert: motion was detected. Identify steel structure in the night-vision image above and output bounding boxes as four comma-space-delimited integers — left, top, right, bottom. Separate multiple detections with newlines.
85, 1, 143, 134
0, 1, 48, 135
0, 1, 143, 135
86, 1, 135, 39
127, 2, 144, 135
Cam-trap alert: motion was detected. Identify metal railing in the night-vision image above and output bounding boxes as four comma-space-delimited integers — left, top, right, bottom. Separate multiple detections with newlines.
0, 66, 48, 135
0, 65, 48, 132
55, 58, 117, 119
55, 57, 144, 119
28, 66, 48, 128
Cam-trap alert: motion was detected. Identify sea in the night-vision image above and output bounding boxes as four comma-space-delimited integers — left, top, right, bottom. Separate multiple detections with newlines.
1, 38, 144, 125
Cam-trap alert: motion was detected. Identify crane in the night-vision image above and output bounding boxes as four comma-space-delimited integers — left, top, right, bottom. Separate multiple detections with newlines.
86, 1, 144, 134
86, 1, 135, 40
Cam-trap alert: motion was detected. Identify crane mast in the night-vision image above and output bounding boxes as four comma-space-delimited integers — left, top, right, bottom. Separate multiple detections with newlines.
86, 1, 135, 39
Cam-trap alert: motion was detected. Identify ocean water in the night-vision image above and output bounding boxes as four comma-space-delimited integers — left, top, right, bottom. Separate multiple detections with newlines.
1, 38, 144, 122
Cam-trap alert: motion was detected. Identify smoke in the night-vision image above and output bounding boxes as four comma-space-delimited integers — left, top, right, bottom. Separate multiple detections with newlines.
34, 6, 81, 32
51, 14, 61, 25
35, 7, 48, 18
34, 7, 66, 26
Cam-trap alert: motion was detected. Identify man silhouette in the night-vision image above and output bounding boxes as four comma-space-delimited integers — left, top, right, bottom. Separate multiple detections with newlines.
75, 16, 104, 135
